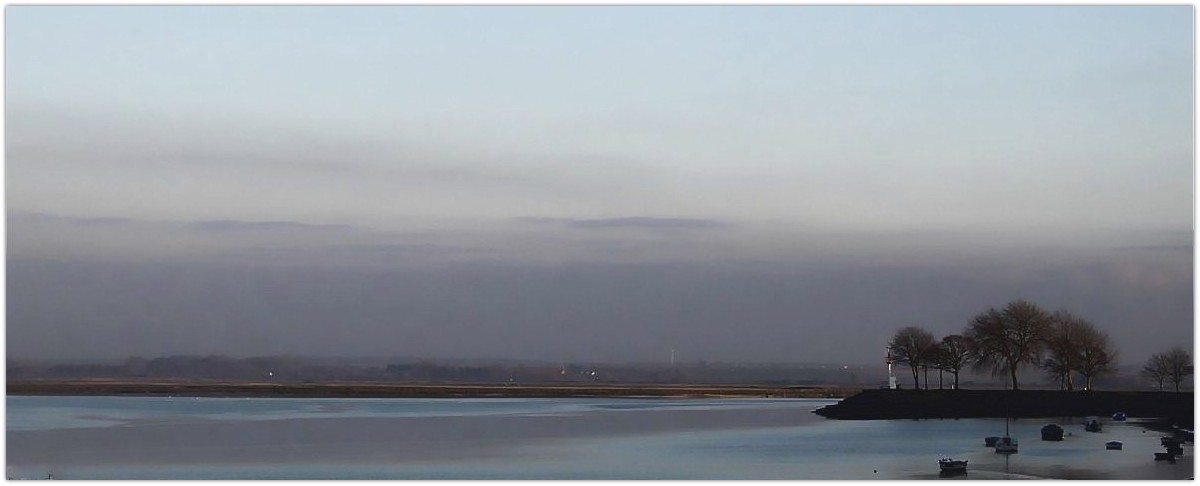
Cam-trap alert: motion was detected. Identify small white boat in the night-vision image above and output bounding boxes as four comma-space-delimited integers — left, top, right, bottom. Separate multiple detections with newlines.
995, 436, 1018, 454
939, 457, 968, 473
1106, 441, 1123, 450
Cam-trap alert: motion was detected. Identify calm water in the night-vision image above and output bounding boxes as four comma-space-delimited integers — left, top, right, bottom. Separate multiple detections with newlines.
6, 395, 1193, 479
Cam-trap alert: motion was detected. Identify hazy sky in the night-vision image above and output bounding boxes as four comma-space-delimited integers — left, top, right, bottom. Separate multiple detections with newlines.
6, 6, 1193, 367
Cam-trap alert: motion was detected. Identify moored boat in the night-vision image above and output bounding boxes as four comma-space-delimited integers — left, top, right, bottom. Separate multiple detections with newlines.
1041, 424, 1064, 441
1112, 412, 1127, 421
1155, 452, 1177, 462
1162, 436, 1185, 447
938, 457, 968, 474
994, 436, 1018, 454
1084, 417, 1102, 432
1106, 441, 1123, 450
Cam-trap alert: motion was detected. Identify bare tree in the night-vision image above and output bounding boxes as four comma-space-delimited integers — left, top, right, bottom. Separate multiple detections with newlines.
1041, 354, 1075, 390
937, 334, 972, 390
1143, 352, 1170, 390
965, 300, 1050, 391
889, 326, 935, 390
1075, 324, 1117, 390
1164, 347, 1193, 392
921, 342, 941, 390
1041, 311, 1085, 390
932, 343, 945, 390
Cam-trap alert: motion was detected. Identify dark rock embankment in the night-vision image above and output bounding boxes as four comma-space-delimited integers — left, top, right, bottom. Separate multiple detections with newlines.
814, 389, 1193, 427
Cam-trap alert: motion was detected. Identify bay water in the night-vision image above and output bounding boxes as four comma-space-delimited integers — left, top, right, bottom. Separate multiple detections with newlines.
6, 395, 1192, 479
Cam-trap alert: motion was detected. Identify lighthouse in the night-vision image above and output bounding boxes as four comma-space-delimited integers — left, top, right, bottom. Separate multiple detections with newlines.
885, 345, 898, 389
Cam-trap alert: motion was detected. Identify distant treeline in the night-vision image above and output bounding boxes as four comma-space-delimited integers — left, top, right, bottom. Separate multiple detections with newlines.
887, 299, 1191, 392
7, 355, 872, 386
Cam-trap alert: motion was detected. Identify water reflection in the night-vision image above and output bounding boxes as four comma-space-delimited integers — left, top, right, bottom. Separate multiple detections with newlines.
7, 396, 1193, 480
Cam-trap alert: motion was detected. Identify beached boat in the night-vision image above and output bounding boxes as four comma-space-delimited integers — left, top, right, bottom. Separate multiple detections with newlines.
1083, 417, 1102, 432
1041, 424, 1064, 441
1155, 452, 1177, 462
1161, 436, 1185, 447
1106, 441, 1123, 450
938, 457, 968, 473
1160, 436, 1186, 457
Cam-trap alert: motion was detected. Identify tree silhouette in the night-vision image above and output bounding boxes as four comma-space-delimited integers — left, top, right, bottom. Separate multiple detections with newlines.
1075, 324, 1117, 390
1143, 352, 1170, 390
889, 326, 935, 390
1041, 310, 1085, 391
936, 334, 973, 390
1164, 347, 1193, 392
965, 300, 1050, 391
1039, 311, 1115, 391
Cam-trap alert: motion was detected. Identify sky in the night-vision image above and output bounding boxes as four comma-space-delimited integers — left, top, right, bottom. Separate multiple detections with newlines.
5, 6, 1193, 368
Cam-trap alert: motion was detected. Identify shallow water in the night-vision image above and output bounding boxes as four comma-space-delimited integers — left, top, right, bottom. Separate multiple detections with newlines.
6, 395, 1193, 479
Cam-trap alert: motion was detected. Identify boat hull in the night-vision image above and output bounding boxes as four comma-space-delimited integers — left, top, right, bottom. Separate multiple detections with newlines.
1041, 424, 1064, 441
938, 459, 968, 474
995, 438, 1018, 454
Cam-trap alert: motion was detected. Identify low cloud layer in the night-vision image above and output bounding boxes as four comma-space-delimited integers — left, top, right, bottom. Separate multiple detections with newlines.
7, 213, 1191, 366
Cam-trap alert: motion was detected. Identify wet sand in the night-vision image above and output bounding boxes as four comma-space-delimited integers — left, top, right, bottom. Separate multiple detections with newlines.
8, 404, 819, 467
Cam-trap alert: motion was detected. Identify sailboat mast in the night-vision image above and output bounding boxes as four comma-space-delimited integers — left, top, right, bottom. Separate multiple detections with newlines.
1004, 377, 1011, 435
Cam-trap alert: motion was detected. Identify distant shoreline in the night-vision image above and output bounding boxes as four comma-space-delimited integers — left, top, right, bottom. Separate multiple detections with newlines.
6, 380, 860, 399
